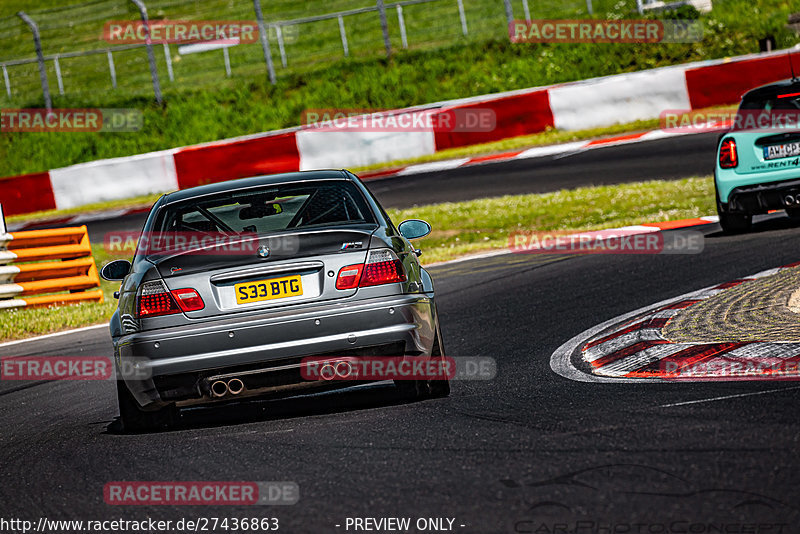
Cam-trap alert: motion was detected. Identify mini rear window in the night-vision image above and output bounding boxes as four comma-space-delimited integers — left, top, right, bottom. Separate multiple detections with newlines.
153, 180, 376, 237
739, 90, 800, 111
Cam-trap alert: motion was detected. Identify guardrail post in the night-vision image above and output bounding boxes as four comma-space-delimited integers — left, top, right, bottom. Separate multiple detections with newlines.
377, 0, 392, 58
396, 6, 408, 49
636, 0, 644, 14
253, 0, 277, 85
586, 0, 593, 15
456, 0, 468, 35
129, 0, 163, 105
163, 43, 174, 81
502, 0, 513, 27
223, 46, 232, 77
53, 55, 64, 95
106, 50, 117, 89
276, 25, 288, 68
16, 11, 52, 110
2, 65, 10, 98
338, 15, 350, 57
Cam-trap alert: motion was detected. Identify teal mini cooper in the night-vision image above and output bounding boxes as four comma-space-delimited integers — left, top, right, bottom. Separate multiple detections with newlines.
715, 78, 800, 233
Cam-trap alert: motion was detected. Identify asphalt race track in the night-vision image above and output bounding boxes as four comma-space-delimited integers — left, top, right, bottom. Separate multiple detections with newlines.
367, 131, 720, 209
3, 211, 800, 530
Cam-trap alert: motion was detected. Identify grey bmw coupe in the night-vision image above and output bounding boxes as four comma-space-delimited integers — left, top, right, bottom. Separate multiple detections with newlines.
101, 170, 448, 432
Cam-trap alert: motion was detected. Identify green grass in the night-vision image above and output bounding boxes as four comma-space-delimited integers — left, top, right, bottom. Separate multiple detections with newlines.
0, 0, 795, 178
0, 175, 716, 342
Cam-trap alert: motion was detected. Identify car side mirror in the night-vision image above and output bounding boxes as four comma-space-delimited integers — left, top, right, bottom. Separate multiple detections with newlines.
398, 219, 432, 240
100, 259, 131, 281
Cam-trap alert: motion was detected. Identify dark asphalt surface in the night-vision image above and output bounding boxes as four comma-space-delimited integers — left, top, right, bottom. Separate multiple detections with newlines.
367, 131, 720, 209
3, 214, 800, 532
21, 131, 719, 244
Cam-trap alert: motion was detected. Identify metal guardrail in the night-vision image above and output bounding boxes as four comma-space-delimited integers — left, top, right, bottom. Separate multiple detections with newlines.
0, 0, 625, 105
0, 226, 103, 309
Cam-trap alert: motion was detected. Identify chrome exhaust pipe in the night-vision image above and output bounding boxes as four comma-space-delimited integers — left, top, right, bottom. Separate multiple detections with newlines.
227, 378, 245, 395
786, 195, 796, 206
320, 363, 336, 381
335, 360, 353, 378
210, 380, 229, 398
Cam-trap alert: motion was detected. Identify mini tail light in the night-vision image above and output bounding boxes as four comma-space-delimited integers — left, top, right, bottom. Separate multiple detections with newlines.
136, 281, 204, 317
335, 249, 407, 290
170, 288, 205, 312
719, 138, 738, 168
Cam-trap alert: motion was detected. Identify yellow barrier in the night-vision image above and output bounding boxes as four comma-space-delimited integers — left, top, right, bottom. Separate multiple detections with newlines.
0, 226, 103, 310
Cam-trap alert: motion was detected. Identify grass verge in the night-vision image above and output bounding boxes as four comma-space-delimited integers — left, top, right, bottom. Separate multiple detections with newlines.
0, 176, 715, 342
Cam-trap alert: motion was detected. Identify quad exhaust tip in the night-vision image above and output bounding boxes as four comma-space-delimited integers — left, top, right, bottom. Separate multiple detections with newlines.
210, 378, 246, 398
227, 378, 245, 395
786, 195, 796, 206
210, 380, 228, 398
320, 360, 354, 380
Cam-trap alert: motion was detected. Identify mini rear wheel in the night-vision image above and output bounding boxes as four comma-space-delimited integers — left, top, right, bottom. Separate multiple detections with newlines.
786, 208, 800, 219
718, 211, 752, 234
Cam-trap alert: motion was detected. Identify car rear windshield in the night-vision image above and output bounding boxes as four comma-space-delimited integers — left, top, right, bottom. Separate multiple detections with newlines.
153, 180, 376, 237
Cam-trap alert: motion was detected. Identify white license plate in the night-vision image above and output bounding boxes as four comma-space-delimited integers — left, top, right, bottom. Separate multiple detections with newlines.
764, 142, 800, 160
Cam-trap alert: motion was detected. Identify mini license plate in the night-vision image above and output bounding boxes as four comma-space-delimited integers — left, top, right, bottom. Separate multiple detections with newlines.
764, 142, 800, 160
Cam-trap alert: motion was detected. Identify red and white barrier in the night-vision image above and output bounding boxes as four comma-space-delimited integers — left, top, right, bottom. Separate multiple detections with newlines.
297, 129, 436, 170
2, 47, 797, 217
49, 150, 179, 210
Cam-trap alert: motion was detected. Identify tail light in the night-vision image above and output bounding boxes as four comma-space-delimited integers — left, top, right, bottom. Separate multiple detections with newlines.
335, 249, 407, 290
170, 288, 205, 312
719, 138, 738, 168
136, 280, 204, 317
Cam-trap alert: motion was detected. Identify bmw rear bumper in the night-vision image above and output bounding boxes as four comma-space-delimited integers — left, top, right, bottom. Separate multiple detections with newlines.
115, 293, 437, 408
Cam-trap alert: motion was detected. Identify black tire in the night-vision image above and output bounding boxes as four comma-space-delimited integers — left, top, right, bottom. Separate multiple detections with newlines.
428, 332, 450, 398
395, 331, 450, 400
717, 211, 752, 234
116, 380, 177, 433
786, 208, 800, 219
